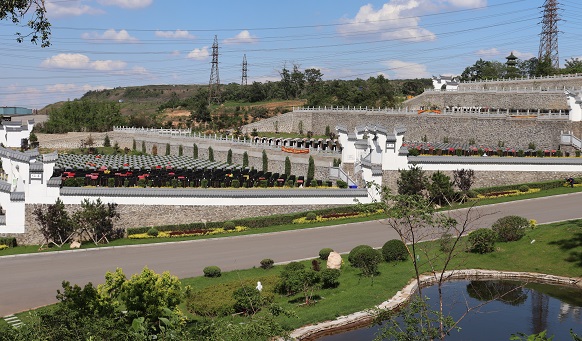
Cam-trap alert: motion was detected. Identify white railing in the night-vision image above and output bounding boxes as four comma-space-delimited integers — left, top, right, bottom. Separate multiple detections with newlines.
113, 126, 192, 135
423, 86, 581, 93
459, 73, 582, 84
114, 128, 341, 155
329, 167, 357, 187
561, 131, 582, 150
292, 107, 570, 120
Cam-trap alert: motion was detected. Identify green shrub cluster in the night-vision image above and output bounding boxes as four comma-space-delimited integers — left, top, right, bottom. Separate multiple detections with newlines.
348, 245, 381, 276
491, 215, 528, 242
260, 258, 274, 269
186, 275, 277, 317
0, 237, 17, 247
474, 179, 568, 195
321, 268, 341, 288
203, 266, 222, 278
319, 248, 333, 260
381, 239, 408, 262
223, 221, 236, 231
147, 228, 159, 237
336, 180, 348, 188
468, 228, 497, 254
306, 212, 317, 221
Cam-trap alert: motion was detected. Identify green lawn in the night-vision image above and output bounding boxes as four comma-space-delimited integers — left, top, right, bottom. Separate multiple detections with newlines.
5, 220, 581, 333
179, 220, 581, 331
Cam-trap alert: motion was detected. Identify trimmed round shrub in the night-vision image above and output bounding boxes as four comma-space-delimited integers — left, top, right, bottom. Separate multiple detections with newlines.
468, 228, 497, 254
223, 221, 236, 231
348, 245, 374, 264
147, 228, 159, 237
491, 215, 528, 242
203, 266, 222, 278
260, 258, 274, 269
518, 185, 529, 193
306, 212, 317, 221
381, 239, 408, 262
349, 246, 381, 276
321, 268, 341, 289
232, 179, 240, 188
319, 248, 334, 260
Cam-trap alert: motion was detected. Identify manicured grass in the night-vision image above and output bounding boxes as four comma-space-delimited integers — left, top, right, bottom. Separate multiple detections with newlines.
8, 220, 582, 332
174, 220, 582, 331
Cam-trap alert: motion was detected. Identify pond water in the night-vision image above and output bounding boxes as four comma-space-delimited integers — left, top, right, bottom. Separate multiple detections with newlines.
319, 280, 582, 340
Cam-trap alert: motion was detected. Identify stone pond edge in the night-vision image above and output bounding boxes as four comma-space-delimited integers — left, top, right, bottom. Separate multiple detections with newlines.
288, 269, 582, 340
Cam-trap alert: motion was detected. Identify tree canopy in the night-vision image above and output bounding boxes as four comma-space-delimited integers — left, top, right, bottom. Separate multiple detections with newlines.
1, 0, 51, 47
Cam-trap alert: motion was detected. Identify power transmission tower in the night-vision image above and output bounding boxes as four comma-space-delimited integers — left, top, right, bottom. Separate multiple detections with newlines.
241, 54, 248, 86
538, 0, 561, 69
208, 35, 221, 104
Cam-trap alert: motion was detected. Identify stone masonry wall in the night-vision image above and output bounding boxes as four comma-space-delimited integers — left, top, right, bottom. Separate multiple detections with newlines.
8, 203, 348, 245
382, 169, 582, 193
457, 76, 582, 91
403, 92, 568, 111
241, 111, 582, 149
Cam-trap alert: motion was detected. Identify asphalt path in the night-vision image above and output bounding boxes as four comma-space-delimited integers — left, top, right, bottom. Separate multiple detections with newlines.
1, 192, 581, 317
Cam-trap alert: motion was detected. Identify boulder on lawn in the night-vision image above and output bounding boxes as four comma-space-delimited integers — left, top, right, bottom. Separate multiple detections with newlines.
326, 251, 342, 269
70, 241, 81, 249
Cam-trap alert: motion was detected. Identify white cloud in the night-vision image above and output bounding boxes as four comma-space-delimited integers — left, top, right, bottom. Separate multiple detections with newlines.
512, 50, 535, 60
223, 30, 258, 44
382, 60, 430, 79
41, 53, 127, 71
338, 2, 436, 42
45, 0, 103, 18
46, 84, 108, 93
339, 0, 488, 42
475, 47, 501, 57
447, 0, 487, 8
187, 47, 209, 60
155, 30, 196, 39
81, 29, 138, 43
97, 0, 152, 9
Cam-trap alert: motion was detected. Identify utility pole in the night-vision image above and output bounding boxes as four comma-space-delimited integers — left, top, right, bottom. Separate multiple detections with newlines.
538, 0, 561, 69
241, 54, 248, 86
208, 35, 221, 104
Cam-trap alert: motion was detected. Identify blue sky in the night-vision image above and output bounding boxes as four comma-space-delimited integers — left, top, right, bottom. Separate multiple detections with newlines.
1, 0, 581, 109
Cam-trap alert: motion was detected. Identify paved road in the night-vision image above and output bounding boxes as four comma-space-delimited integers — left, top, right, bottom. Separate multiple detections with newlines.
1, 192, 581, 316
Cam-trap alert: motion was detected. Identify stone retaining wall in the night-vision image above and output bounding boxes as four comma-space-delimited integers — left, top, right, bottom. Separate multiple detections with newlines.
457, 76, 582, 91
7, 203, 348, 245
381, 169, 582, 192
242, 111, 581, 149
403, 91, 568, 111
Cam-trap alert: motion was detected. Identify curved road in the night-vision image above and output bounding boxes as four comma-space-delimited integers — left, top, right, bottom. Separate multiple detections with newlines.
1, 193, 581, 316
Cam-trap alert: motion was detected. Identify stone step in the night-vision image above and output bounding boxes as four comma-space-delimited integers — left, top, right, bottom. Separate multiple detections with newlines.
4, 314, 24, 328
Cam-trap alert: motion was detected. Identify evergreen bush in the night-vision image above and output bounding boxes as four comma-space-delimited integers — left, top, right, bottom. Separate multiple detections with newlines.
260, 258, 274, 269
147, 228, 159, 237
203, 266, 222, 278
491, 215, 528, 242
468, 228, 496, 254
319, 248, 333, 260
381, 239, 408, 262
321, 268, 340, 289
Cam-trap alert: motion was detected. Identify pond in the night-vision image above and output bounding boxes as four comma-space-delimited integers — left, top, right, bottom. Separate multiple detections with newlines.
319, 280, 582, 340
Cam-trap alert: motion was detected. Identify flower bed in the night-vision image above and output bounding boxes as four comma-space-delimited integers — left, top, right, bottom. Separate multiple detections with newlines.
476, 188, 540, 199
292, 210, 380, 224
0, 244, 8, 251
128, 226, 248, 239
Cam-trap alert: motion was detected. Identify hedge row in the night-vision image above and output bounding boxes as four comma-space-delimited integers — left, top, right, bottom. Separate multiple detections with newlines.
473, 179, 573, 195
126, 204, 377, 236
0, 237, 17, 247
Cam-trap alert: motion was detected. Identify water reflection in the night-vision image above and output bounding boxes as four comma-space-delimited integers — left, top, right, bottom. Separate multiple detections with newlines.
319, 280, 582, 341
